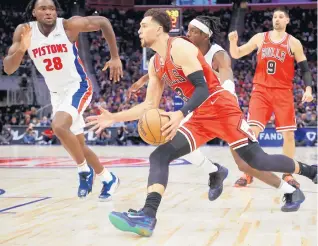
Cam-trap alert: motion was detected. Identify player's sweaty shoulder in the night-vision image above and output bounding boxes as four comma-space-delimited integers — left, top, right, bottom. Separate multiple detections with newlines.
254, 32, 266, 48
170, 38, 198, 65
288, 35, 301, 48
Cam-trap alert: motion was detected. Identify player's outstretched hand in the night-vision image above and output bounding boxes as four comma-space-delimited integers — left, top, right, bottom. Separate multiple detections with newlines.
85, 106, 115, 135
228, 31, 238, 43
102, 56, 123, 82
302, 89, 313, 103
160, 111, 184, 141
20, 25, 32, 52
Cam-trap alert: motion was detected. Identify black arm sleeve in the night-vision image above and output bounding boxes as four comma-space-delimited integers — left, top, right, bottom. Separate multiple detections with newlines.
298, 60, 312, 87
180, 70, 210, 117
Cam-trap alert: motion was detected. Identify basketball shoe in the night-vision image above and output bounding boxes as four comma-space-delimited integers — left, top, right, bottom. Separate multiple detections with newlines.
109, 209, 156, 237
78, 165, 94, 198
281, 188, 305, 212
208, 163, 229, 201
99, 172, 120, 201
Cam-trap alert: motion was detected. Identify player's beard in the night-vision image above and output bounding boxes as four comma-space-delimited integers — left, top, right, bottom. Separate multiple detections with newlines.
39, 19, 57, 29
273, 22, 285, 31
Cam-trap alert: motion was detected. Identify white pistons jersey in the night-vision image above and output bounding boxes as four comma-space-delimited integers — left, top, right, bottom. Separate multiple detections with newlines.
27, 18, 88, 92
204, 43, 224, 79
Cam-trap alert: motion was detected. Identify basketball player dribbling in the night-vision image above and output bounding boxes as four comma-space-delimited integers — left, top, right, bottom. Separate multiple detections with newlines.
229, 8, 314, 188
86, 9, 317, 237
125, 15, 300, 210
3, 0, 121, 200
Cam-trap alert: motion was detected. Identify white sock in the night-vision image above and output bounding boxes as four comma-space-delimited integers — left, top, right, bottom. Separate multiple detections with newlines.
203, 158, 218, 173
77, 160, 90, 173
184, 149, 218, 173
278, 180, 296, 194
184, 149, 205, 167
97, 168, 113, 183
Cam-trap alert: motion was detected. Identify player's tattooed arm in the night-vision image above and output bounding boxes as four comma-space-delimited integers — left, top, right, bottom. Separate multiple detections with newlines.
290, 36, 313, 102
3, 24, 31, 75
229, 31, 263, 59
64, 16, 123, 82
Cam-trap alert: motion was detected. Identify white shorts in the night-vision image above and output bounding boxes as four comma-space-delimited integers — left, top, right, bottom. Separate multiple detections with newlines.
50, 80, 93, 135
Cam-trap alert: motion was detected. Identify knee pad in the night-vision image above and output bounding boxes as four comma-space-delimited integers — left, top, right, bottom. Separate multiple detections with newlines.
149, 143, 177, 165
148, 143, 178, 188
235, 142, 270, 171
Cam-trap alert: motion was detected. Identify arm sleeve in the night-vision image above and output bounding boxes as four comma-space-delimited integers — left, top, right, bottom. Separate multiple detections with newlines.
298, 60, 312, 87
180, 70, 210, 117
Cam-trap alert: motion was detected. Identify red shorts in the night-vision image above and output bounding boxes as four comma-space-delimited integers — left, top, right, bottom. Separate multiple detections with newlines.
178, 90, 258, 151
247, 84, 296, 132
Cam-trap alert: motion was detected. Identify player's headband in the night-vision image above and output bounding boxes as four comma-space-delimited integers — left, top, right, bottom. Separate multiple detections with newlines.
189, 19, 213, 37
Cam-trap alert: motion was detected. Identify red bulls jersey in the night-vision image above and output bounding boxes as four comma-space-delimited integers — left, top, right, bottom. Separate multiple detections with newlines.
254, 31, 295, 89
153, 37, 222, 103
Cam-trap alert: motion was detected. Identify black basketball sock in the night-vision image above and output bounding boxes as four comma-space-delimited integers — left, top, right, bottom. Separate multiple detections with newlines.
298, 162, 317, 180
143, 192, 162, 218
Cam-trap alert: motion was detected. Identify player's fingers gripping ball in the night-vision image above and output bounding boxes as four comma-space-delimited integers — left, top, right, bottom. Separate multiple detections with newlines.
138, 108, 170, 145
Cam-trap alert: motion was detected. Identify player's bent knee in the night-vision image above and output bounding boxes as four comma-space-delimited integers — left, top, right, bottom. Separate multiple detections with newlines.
235, 142, 272, 171
149, 143, 176, 167
51, 120, 70, 137
148, 144, 174, 188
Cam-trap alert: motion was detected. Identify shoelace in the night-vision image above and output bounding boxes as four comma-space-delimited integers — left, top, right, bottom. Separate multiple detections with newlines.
100, 182, 110, 194
79, 173, 89, 183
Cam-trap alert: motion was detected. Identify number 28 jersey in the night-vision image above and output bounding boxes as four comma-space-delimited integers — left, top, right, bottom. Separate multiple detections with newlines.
27, 18, 88, 92
253, 31, 295, 89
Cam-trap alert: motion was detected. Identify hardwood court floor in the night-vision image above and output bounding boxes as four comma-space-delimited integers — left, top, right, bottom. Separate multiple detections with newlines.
0, 145, 317, 246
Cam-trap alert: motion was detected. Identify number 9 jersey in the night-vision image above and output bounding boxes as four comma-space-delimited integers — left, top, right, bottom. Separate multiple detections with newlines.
248, 31, 296, 132
27, 18, 89, 93
253, 31, 294, 89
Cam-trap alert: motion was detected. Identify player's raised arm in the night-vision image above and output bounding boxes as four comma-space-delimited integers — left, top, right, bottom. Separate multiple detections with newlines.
3, 24, 31, 75
290, 37, 313, 102
229, 31, 263, 59
86, 57, 164, 134
64, 16, 123, 82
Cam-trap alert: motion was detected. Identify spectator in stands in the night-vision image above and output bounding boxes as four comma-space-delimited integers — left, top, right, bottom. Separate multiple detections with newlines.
19, 114, 31, 126
307, 114, 317, 127
23, 127, 36, 144
40, 128, 56, 145
37, 116, 51, 127
95, 129, 112, 146
10, 116, 19, 126
0, 124, 13, 145
116, 126, 128, 146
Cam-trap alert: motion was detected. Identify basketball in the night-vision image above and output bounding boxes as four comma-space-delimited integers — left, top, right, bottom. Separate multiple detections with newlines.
138, 108, 170, 146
